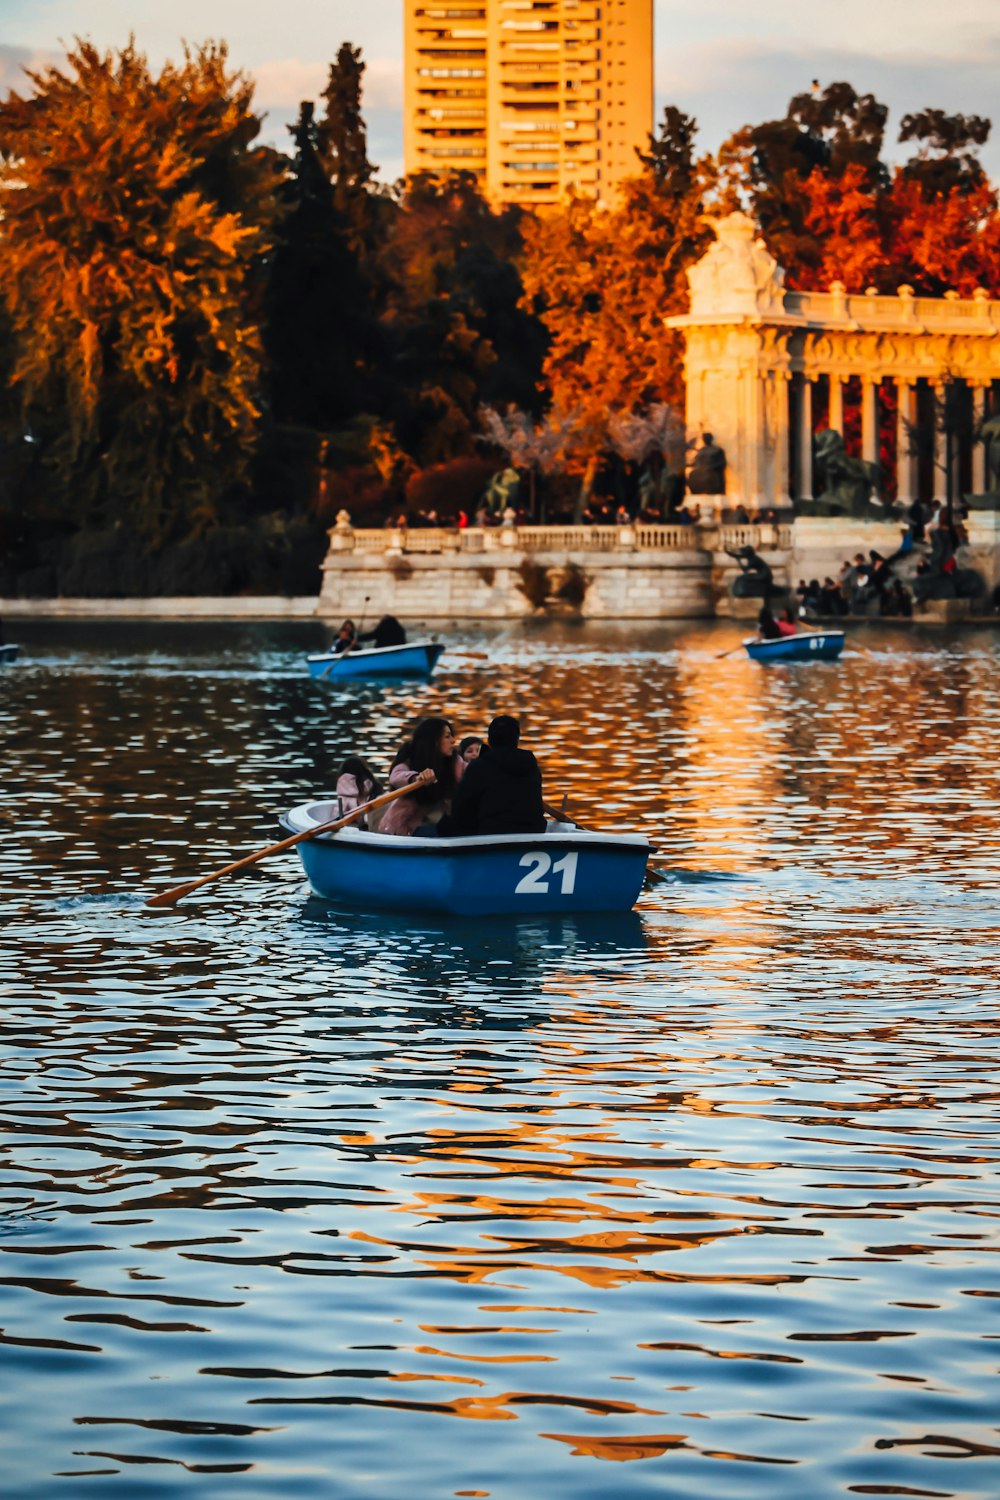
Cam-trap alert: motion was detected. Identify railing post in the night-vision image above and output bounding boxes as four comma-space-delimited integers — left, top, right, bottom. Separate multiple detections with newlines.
327, 509, 355, 553
500, 507, 519, 548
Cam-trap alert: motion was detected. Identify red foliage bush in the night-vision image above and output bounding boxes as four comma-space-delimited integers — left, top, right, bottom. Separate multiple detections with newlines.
404, 456, 497, 519
313, 466, 392, 525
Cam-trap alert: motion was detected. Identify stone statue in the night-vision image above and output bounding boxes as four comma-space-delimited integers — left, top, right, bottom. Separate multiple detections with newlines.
805, 430, 881, 519
685, 212, 786, 320
483, 466, 520, 516
726, 544, 774, 598
688, 433, 727, 495
980, 414, 1000, 493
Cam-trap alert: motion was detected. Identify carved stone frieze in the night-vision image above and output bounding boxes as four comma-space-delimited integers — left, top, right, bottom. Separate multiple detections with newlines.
667, 216, 1000, 509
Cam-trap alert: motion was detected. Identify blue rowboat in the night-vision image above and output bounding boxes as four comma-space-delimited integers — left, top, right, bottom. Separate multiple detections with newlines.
744, 630, 844, 663
280, 803, 652, 915
306, 640, 444, 680
0, 644, 19, 665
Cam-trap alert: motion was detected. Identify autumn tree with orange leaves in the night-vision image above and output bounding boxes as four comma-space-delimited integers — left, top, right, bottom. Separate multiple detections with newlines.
519, 108, 714, 498
0, 39, 283, 539
722, 86, 1000, 297
521, 109, 714, 423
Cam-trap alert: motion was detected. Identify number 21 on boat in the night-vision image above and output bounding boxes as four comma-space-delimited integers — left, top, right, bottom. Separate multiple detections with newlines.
515, 850, 578, 895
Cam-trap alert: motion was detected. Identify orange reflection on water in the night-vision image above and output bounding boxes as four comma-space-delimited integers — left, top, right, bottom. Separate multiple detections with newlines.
541, 1431, 689, 1461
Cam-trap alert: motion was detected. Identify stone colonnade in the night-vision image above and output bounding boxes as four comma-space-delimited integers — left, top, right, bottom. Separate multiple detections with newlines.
667, 214, 1000, 513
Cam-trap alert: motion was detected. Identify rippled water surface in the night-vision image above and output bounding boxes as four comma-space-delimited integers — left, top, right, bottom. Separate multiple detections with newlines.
2, 618, 999, 1499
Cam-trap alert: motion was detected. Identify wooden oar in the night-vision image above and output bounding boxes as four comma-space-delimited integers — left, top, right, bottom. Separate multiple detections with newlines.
145, 773, 434, 909
543, 800, 670, 888
714, 643, 746, 659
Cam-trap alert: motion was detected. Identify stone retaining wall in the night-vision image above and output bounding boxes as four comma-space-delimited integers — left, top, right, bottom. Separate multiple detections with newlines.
317, 549, 723, 620
0, 596, 318, 619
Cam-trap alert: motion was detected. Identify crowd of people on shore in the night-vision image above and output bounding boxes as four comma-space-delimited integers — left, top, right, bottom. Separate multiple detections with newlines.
334, 715, 546, 840
385, 500, 714, 530
388, 500, 798, 530
792, 497, 974, 621
795, 556, 914, 619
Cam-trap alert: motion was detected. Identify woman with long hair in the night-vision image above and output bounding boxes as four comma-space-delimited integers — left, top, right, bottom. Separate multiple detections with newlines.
380, 717, 462, 836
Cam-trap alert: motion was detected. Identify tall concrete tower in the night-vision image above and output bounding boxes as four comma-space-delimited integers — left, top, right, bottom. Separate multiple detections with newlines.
404, 0, 654, 208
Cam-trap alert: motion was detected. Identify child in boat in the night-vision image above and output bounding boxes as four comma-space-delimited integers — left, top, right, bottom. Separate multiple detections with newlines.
776, 606, 798, 636
380, 717, 463, 836
457, 735, 483, 765
335, 756, 382, 827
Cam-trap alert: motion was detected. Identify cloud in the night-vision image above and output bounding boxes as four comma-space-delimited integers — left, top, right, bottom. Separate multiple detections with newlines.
251, 58, 327, 111
252, 52, 402, 110
251, 54, 404, 178
0, 44, 62, 94
655, 31, 1000, 176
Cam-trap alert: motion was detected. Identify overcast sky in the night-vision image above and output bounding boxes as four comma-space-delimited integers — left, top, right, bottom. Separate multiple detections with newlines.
2, 0, 999, 180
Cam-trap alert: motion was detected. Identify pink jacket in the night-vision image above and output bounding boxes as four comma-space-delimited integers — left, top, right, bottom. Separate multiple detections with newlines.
336, 772, 376, 825
379, 758, 464, 836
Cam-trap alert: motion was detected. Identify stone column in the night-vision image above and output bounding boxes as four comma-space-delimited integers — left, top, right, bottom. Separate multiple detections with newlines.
744, 372, 764, 507
896, 379, 916, 507
828, 373, 844, 435
861, 377, 878, 465
972, 384, 987, 494
774, 372, 791, 506
931, 383, 948, 502
796, 375, 813, 501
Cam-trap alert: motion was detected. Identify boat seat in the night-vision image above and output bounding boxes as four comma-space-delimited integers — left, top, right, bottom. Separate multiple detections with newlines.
307, 802, 339, 824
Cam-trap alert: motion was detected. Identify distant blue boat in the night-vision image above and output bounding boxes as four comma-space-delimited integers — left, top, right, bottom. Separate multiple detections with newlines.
744, 630, 844, 663
0, 644, 19, 665
306, 640, 444, 680
280, 804, 652, 915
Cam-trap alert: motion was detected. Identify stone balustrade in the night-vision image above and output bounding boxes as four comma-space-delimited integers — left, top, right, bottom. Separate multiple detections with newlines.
325, 509, 792, 557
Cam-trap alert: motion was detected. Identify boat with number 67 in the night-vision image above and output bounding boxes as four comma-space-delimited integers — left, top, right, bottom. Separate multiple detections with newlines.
744, 629, 845, 663
279, 803, 652, 915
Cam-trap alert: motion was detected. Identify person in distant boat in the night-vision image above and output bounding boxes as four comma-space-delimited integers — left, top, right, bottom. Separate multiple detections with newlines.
335, 756, 382, 827
380, 717, 464, 836
357, 615, 407, 649
331, 619, 357, 654
776, 606, 798, 637
756, 605, 783, 640
439, 715, 545, 837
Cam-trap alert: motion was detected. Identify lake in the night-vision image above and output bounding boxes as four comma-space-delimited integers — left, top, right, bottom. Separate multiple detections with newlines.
2, 618, 999, 1499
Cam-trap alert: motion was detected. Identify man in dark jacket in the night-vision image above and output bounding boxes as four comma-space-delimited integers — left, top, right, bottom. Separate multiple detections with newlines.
358, 615, 407, 648
441, 715, 545, 836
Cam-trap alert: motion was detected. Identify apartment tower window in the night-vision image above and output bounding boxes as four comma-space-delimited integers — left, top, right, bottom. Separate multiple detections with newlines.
404, 1, 653, 208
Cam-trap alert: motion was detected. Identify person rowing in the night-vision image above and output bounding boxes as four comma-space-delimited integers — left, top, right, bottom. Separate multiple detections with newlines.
380, 717, 464, 836
757, 603, 797, 640
331, 618, 357, 654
